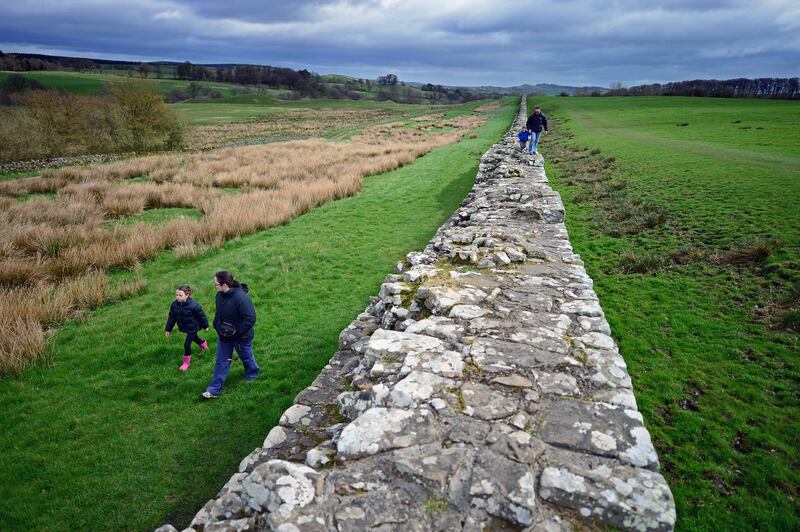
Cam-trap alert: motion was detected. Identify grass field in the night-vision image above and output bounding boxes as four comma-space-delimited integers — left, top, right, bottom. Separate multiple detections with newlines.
0, 71, 446, 156
172, 98, 435, 125
534, 95, 799, 530
0, 70, 240, 97
0, 97, 516, 530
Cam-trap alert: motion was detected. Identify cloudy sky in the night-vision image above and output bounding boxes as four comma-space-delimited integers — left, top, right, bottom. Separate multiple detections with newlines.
1, 0, 798, 87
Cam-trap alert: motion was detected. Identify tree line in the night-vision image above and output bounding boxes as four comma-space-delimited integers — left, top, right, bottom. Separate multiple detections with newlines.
607, 77, 799, 99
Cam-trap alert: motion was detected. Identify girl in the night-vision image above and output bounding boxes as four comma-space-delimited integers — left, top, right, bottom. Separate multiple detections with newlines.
165, 284, 209, 371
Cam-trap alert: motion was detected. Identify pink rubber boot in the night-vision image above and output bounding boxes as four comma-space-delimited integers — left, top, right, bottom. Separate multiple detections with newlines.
179, 355, 191, 371
200, 340, 209, 352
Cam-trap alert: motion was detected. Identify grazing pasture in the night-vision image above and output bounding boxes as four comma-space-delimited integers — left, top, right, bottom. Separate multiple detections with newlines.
0, 70, 239, 97
536, 95, 799, 530
0, 97, 516, 530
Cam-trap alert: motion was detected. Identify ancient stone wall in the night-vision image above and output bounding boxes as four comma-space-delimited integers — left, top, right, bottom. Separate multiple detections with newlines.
159, 99, 675, 531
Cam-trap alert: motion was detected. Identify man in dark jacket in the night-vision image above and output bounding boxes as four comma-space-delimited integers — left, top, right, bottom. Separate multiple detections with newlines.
525, 105, 548, 154
202, 271, 259, 399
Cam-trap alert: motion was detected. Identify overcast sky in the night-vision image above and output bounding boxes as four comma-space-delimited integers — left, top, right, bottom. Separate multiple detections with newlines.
1, 0, 798, 87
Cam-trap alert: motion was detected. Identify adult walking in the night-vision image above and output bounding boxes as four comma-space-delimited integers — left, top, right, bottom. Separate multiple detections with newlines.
201, 271, 259, 399
525, 105, 548, 154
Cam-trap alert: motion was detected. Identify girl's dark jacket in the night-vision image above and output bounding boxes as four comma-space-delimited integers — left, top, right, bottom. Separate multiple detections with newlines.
166, 299, 209, 334
213, 285, 257, 342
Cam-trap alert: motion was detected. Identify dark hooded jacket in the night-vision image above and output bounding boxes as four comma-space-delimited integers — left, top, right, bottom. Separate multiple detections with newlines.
166, 299, 209, 334
525, 112, 548, 132
213, 284, 256, 342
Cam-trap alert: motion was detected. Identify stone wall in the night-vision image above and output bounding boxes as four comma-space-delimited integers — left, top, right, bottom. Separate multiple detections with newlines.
159, 99, 675, 531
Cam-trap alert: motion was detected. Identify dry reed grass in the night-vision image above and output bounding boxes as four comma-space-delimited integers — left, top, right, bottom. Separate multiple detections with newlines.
0, 112, 486, 373
114, 274, 148, 301
0, 271, 110, 374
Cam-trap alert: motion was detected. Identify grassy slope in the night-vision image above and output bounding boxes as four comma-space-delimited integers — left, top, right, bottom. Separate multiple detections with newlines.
0, 98, 517, 530
0, 70, 241, 97
0, 71, 107, 94
534, 96, 799, 530
171, 98, 432, 126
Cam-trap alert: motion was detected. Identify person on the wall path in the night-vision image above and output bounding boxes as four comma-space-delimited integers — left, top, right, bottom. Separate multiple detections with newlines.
525, 105, 548, 154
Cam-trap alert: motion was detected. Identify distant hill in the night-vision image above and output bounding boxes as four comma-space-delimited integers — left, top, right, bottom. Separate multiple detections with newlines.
475, 83, 609, 96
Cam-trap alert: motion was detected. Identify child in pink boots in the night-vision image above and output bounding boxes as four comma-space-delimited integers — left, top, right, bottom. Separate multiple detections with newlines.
165, 284, 209, 371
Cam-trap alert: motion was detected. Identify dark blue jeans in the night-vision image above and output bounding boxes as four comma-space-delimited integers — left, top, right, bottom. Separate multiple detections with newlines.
206, 339, 259, 395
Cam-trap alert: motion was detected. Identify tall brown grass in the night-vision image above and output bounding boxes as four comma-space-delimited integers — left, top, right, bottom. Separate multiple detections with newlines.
0, 113, 486, 374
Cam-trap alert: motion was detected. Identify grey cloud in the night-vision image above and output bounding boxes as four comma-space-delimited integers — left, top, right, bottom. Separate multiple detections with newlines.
0, 0, 797, 86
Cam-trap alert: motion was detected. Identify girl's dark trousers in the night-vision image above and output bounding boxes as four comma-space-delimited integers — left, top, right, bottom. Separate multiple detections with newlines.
184, 332, 205, 355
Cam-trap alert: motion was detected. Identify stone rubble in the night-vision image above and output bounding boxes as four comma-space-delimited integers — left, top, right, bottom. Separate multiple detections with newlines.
159, 99, 675, 531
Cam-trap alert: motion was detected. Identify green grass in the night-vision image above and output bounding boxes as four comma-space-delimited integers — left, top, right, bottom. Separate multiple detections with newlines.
0, 170, 38, 181
534, 95, 799, 530
102, 207, 203, 228
0, 71, 107, 94
170, 102, 278, 125
172, 96, 435, 126
0, 97, 517, 530
0, 70, 241, 97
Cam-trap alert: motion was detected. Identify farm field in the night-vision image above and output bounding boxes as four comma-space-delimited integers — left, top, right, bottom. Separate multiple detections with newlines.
0, 97, 517, 530
0, 70, 240, 97
0, 70, 445, 154
174, 99, 439, 150
534, 95, 799, 530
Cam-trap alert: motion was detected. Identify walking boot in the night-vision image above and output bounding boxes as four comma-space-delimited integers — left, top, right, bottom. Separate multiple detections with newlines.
179, 355, 191, 371
200, 340, 209, 352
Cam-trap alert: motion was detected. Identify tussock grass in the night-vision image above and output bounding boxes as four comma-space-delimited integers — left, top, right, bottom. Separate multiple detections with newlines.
0, 317, 46, 376
619, 250, 671, 274
114, 274, 148, 301
711, 238, 773, 265
0, 110, 486, 374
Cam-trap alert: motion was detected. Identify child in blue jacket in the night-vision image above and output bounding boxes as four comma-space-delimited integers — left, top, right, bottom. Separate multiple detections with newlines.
165, 284, 209, 371
517, 129, 530, 151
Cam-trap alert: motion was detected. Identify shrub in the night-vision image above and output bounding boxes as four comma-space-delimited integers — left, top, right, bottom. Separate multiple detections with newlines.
0, 81, 182, 163
0, 73, 45, 93
109, 81, 182, 151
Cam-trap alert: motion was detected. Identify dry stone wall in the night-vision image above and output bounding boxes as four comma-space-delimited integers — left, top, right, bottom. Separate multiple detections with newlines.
159, 99, 676, 532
